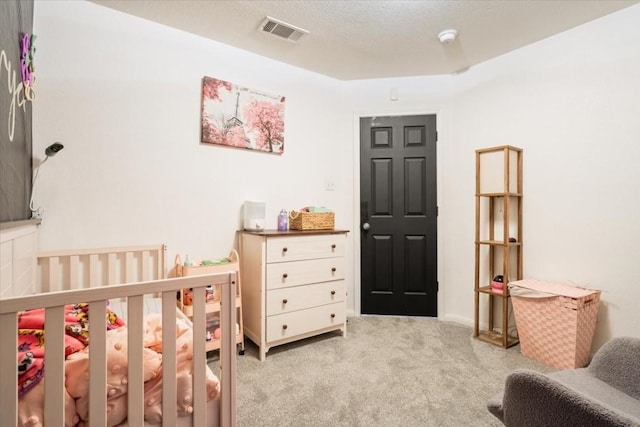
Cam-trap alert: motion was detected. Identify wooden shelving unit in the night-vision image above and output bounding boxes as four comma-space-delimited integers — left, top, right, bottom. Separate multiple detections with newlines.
177, 250, 245, 354
474, 145, 522, 348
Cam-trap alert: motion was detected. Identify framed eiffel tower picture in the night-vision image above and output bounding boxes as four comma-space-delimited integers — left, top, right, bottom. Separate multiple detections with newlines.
200, 76, 285, 155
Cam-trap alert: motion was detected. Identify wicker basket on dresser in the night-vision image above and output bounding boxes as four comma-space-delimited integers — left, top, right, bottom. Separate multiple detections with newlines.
238, 229, 348, 361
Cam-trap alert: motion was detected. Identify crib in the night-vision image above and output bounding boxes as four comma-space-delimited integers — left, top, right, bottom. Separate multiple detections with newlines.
0, 222, 237, 426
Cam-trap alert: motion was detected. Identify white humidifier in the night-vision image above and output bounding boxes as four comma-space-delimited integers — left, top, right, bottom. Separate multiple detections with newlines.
243, 201, 265, 231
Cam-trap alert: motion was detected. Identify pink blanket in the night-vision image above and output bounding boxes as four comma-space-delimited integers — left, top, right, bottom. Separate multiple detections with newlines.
17, 303, 125, 397
17, 311, 220, 427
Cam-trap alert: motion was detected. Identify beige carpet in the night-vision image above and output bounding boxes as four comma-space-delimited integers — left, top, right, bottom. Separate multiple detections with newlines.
210, 316, 552, 427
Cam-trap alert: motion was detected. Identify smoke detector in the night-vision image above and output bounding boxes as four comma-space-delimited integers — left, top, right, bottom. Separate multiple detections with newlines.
259, 16, 309, 42
438, 29, 458, 44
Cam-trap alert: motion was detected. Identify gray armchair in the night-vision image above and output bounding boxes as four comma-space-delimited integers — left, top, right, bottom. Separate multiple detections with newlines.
487, 337, 640, 427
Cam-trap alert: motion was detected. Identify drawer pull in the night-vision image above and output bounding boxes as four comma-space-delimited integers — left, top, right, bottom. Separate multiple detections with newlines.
330, 290, 336, 295
331, 244, 337, 249
282, 298, 288, 304
282, 324, 288, 330
282, 247, 288, 252
282, 273, 288, 279
330, 313, 336, 319
331, 267, 337, 272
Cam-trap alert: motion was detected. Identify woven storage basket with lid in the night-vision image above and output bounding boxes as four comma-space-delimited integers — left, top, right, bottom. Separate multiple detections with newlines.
509, 279, 600, 370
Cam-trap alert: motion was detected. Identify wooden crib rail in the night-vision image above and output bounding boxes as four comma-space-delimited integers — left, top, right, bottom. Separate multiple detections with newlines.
0, 272, 237, 427
37, 244, 166, 292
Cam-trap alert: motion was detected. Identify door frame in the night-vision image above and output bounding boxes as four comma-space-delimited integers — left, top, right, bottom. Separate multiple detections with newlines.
351, 109, 447, 319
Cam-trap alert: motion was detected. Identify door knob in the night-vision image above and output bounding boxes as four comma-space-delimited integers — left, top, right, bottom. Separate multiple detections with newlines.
362, 222, 370, 230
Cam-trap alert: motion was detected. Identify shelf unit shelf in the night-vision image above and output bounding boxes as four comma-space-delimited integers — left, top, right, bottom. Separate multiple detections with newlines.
177, 250, 245, 354
477, 330, 520, 348
474, 145, 523, 349
476, 240, 523, 247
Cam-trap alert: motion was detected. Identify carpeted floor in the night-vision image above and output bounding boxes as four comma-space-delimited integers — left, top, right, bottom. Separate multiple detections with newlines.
209, 316, 552, 427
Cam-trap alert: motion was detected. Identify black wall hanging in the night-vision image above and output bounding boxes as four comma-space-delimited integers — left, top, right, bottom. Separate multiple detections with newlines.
1, 0, 34, 222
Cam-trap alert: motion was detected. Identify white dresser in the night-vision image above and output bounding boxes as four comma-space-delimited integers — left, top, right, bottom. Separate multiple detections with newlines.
239, 230, 348, 361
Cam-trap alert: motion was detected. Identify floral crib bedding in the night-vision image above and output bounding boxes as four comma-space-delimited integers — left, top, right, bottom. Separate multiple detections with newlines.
17, 303, 220, 427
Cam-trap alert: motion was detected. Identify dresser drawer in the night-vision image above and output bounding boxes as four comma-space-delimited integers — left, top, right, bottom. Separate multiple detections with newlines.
266, 280, 345, 315
266, 234, 345, 263
266, 302, 345, 343
266, 257, 344, 290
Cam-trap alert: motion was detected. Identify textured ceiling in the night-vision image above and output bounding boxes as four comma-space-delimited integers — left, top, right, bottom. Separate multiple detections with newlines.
89, 0, 638, 80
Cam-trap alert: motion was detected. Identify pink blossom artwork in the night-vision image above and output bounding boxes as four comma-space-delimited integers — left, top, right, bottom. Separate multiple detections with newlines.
200, 76, 285, 154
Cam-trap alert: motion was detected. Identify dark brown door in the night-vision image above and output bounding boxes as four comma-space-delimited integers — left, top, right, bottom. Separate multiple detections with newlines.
360, 115, 437, 316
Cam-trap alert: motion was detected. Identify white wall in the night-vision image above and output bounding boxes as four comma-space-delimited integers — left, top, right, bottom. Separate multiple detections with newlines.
342, 75, 453, 317
343, 4, 640, 349
446, 5, 640, 349
32, 0, 355, 304
33, 1, 640, 347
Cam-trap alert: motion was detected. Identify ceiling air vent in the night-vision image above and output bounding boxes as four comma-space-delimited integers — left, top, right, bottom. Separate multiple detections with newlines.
259, 16, 309, 42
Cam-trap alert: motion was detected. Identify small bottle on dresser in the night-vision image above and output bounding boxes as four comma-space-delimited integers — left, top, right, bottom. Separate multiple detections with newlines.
278, 209, 288, 231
